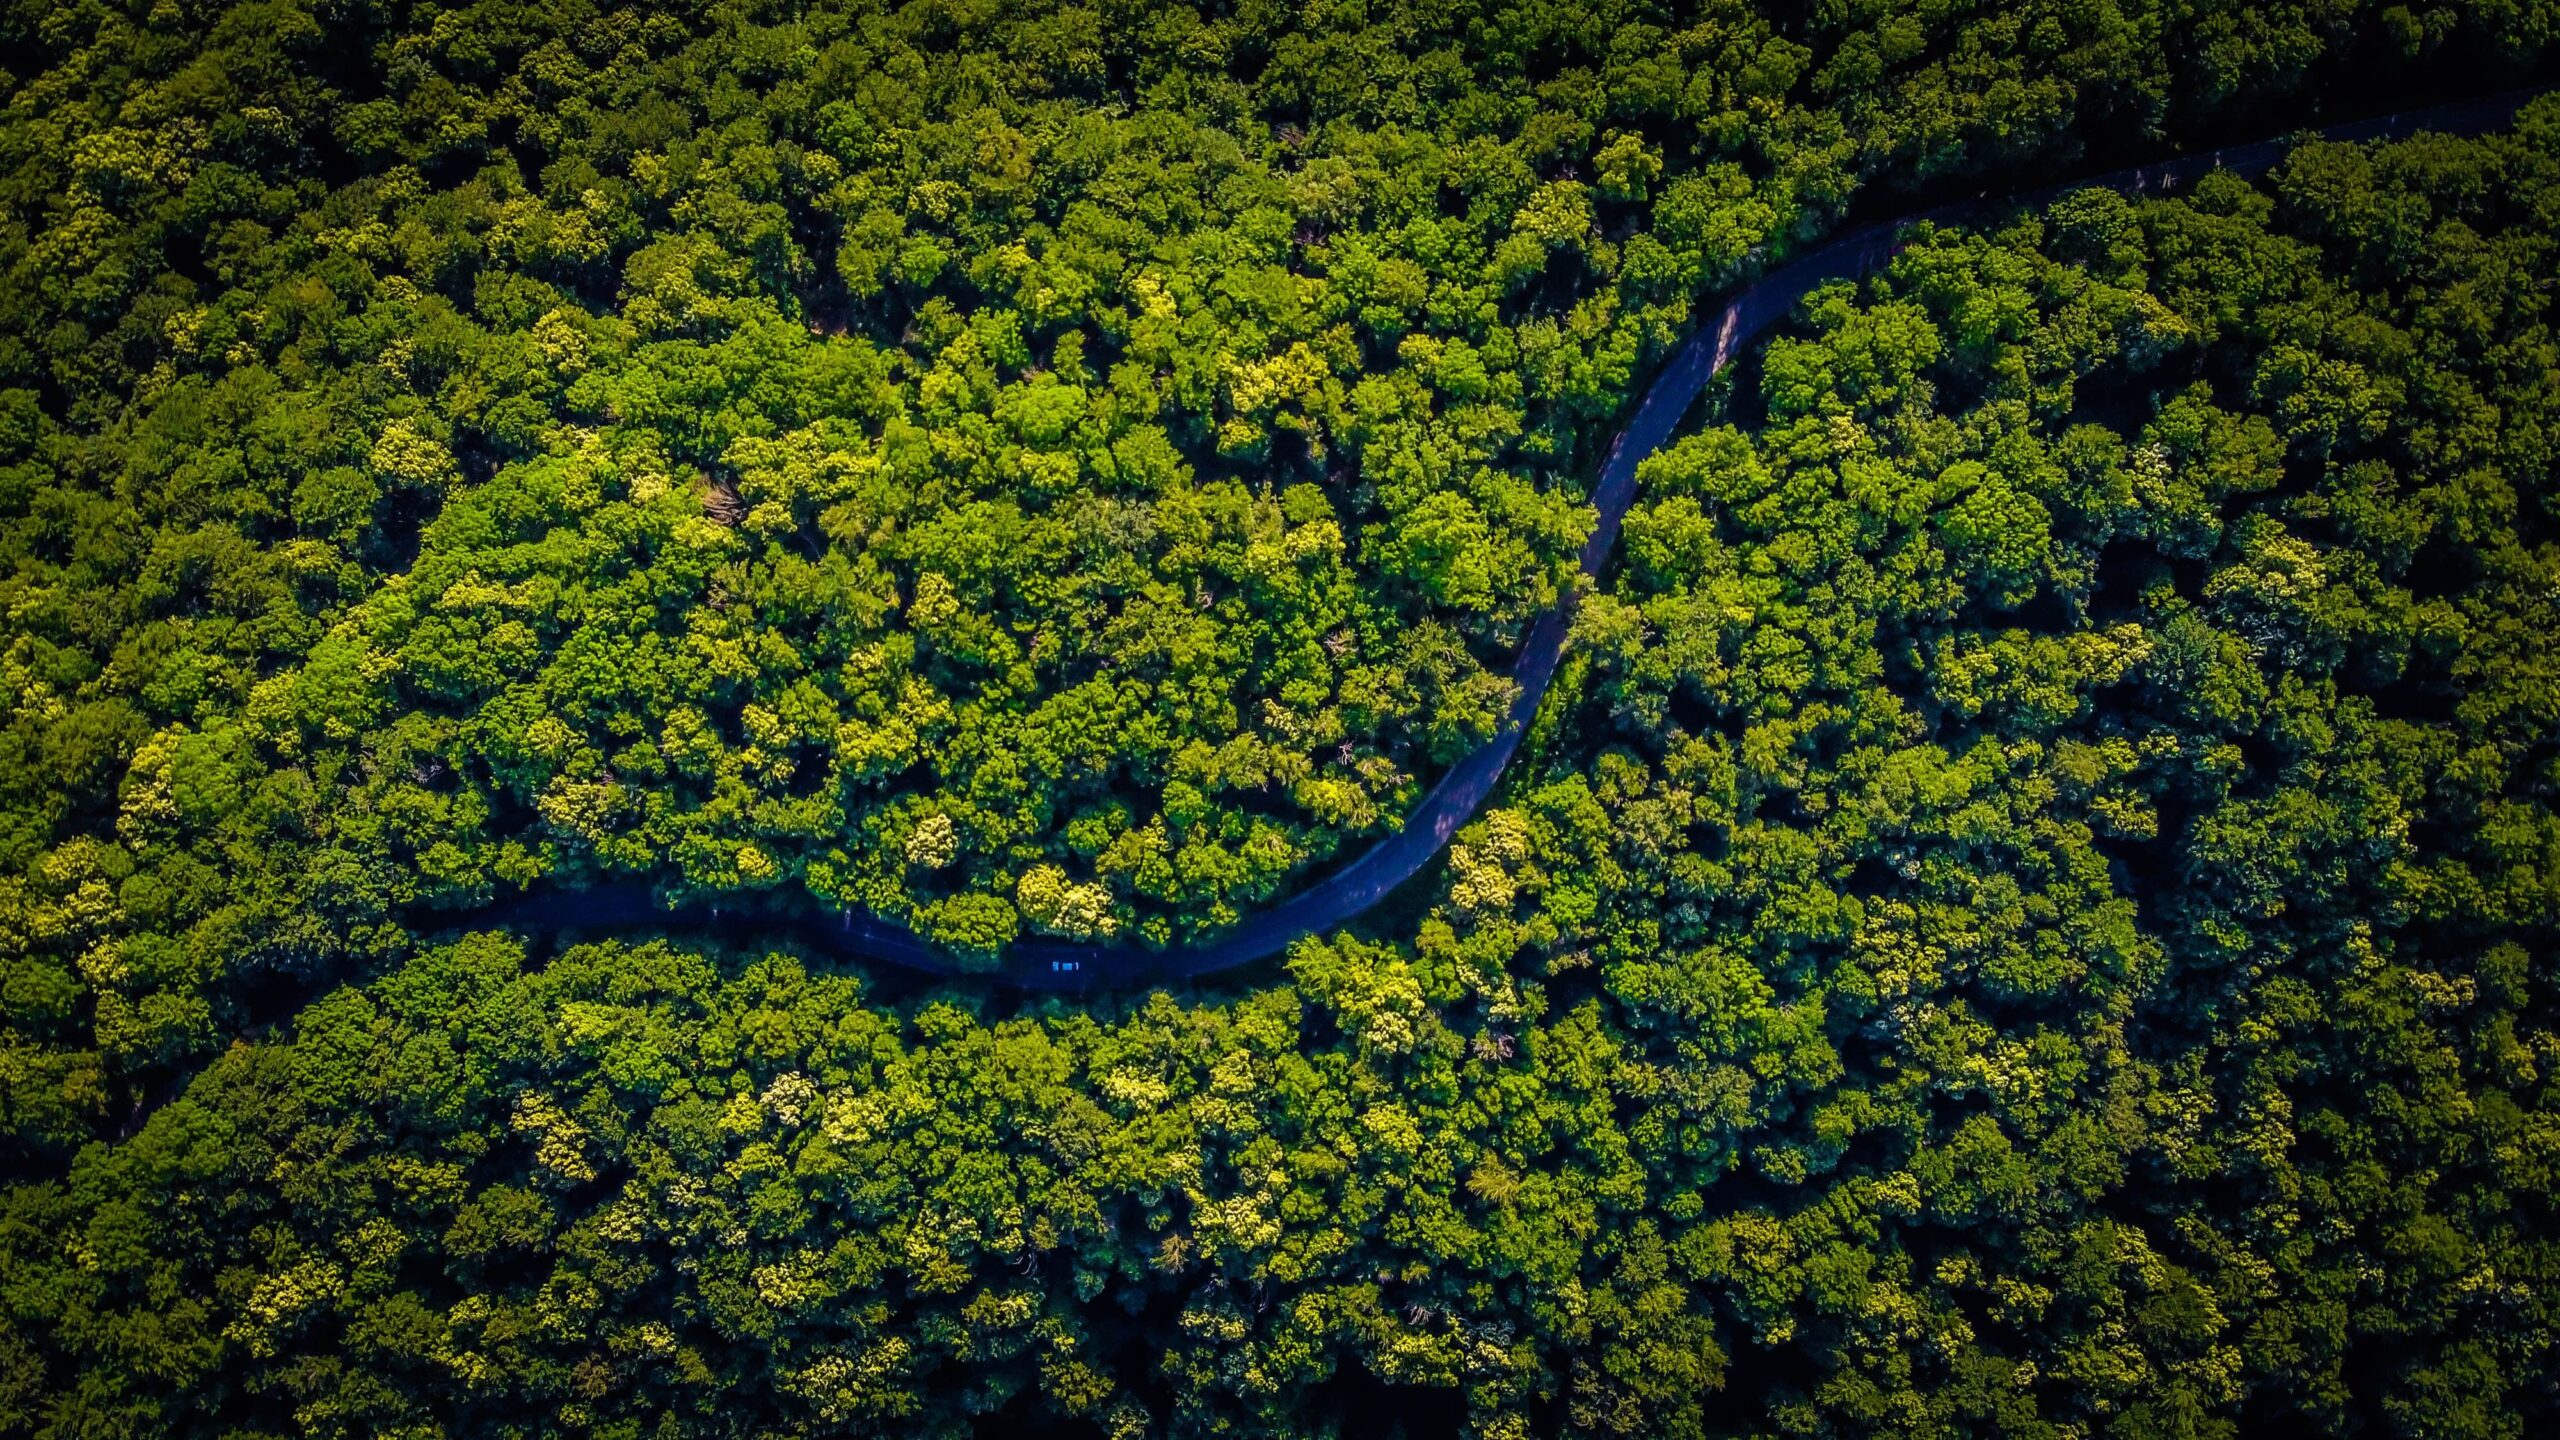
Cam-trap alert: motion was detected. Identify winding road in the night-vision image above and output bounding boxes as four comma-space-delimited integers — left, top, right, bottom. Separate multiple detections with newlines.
471, 87, 2547, 991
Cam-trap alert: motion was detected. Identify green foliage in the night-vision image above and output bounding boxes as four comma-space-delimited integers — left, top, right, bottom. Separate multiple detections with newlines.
1535, 108, 2560, 1437
11, 0, 2542, 1139
2, 1, 2559, 1436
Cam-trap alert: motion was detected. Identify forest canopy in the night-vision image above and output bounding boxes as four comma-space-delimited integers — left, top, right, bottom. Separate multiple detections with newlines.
3, 1, 2559, 1438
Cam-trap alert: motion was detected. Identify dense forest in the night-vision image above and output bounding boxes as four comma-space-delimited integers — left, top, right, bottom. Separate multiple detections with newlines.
4, 0, 2559, 1436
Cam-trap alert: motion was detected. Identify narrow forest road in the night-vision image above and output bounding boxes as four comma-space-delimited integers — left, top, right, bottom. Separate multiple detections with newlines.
471, 87, 2547, 992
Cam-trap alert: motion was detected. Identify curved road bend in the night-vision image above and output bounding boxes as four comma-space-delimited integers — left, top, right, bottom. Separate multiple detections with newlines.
473, 87, 2548, 991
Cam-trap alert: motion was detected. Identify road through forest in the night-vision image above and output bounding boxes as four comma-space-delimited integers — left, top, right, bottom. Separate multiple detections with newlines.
467, 87, 2547, 991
